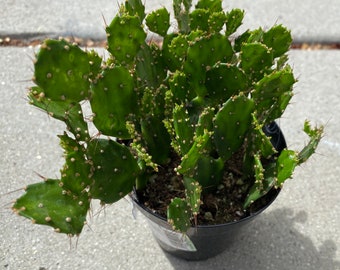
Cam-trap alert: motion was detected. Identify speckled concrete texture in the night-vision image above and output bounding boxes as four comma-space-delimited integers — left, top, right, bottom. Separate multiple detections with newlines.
1, 0, 340, 42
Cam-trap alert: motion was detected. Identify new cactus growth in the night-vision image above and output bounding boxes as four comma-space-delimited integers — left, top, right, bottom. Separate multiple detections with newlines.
13, 0, 323, 236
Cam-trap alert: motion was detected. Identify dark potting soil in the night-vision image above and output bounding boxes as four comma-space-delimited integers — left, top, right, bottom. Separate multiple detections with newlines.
136, 148, 278, 226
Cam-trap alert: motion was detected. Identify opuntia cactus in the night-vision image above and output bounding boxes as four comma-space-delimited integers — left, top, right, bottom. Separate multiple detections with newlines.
13, 0, 323, 236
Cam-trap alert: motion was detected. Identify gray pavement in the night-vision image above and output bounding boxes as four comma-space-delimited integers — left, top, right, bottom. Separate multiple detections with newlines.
1, 0, 340, 42
1, 1, 340, 269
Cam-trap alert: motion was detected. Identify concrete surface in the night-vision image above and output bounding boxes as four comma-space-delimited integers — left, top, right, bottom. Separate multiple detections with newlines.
0, 1, 340, 269
1, 0, 340, 42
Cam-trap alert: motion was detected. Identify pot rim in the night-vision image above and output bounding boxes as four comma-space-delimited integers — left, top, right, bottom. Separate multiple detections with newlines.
130, 187, 280, 229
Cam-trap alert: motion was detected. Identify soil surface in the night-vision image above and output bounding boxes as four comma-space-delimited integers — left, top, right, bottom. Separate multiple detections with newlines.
136, 149, 279, 226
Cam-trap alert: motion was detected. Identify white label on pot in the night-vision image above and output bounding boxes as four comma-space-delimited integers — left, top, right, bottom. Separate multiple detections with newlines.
147, 220, 197, 252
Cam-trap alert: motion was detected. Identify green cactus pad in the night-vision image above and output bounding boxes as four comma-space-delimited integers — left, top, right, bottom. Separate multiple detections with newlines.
34, 39, 101, 102
28, 87, 90, 142
178, 131, 210, 176
253, 67, 295, 122
247, 113, 277, 158
87, 139, 140, 204
248, 28, 268, 43
145, 7, 170, 37
208, 11, 227, 33
173, 0, 192, 33
128, 138, 159, 173
190, 9, 226, 33
106, 14, 146, 66
253, 67, 295, 100
124, 0, 146, 22
195, 0, 222, 12
233, 30, 251, 52
240, 43, 273, 81
265, 92, 293, 124
298, 121, 324, 164
205, 64, 249, 103
193, 156, 224, 190
225, 9, 244, 36
13, 179, 90, 235
189, 9, 210, 31
135, 44, 167, 89
197, 106, 214, 129
276, 54, 289, 70
183, 177, 202, 215
90, 66, 136, 138
276, 149, 298, 187
140, 86, 164, 117
163, 34, 189, 71
213, 93, 255, 161
167, 197, 192, 232
185, 96, 209, 126
253, 153, 265, 190
169, 71, 195, 103
243, 161, 276, 208
173, 103, 195, 154
59, 134, 92, 194
185, 32, 233, 70
141, 116, 171, 165
263, 25, 292, 58
184, 33, 233, 97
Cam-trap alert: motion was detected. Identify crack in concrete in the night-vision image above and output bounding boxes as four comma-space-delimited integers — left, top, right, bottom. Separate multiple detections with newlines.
0, 33, 106, 47
1, 33, 340, 49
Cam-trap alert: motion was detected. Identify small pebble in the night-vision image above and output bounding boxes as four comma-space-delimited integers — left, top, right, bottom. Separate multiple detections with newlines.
217, 184, 224, 190
204, 212, 214, 221
235, 210, 244, 217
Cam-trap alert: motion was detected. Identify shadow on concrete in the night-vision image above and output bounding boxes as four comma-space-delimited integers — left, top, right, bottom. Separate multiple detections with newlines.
163, 208, 339, 270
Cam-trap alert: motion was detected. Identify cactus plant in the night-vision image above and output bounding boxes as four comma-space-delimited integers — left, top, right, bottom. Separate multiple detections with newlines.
13, 0, 323, 237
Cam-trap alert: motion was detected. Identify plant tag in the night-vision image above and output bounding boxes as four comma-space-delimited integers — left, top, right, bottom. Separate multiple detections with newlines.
147, 219, 197, 252
129, 197, 196, 251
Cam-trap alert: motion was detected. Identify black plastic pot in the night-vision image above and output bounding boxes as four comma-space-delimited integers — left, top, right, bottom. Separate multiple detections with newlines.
131, 122, 286, 261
